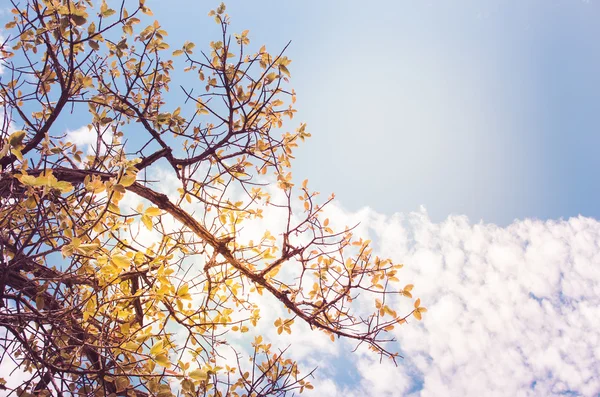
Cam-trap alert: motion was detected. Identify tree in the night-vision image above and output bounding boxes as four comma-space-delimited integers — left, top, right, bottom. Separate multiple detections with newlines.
0, 1, 426, 395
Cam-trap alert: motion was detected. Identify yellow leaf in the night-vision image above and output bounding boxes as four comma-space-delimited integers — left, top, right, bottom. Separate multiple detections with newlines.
145, 207, 162, 217
267, 265, 280, 278
111, 254, 130, 270
8, 130, 26, 147
81, 76, 93, 88
108, 202, 121, 214
177, 284, 189, 296
11, 148, 23, 161
184, 42, 195, 53
150, 340, 164, 356
384, 306, 397, 317
78, 243, 100, 253
19, 174, 37, 186
155, 354, 170, 368
23, 196, 37, 209
414, 310, 422, 320
54, 181, 73, 193
0, 144, 9, 160
177, 284, 191, 300
189, 368, 208, 381
414, 298, 421, 309
279, 64, 290, 77
115, 377, 130, 392
141, 215, 153, 230
120, 173, 136, 187
102, 8, 116, 17
86, 178, 106, 193
113, 184, 126, 194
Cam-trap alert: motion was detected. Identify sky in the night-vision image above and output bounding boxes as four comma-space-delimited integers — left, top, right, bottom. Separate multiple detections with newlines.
147, 0, 600, 226
146, 1, 600, 395
2, 1, 600, 396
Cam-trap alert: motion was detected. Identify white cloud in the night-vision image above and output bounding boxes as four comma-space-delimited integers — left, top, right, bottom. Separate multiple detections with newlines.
65, 125, 96, 147
115, 178, 600, 396
301, 206, 600, 397
65, 124, 113, 157
3, 147, 599, 396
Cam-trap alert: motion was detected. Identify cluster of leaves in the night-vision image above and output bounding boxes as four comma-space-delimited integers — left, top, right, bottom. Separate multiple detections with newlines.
0, 1, 424, 396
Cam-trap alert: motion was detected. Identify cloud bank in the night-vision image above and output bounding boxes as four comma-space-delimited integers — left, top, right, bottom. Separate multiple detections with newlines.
2, 150, 598, 396
302, 206, 600, 397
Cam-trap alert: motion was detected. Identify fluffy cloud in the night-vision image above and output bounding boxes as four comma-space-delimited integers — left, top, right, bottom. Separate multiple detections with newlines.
3, 146, 598, 396
302, 206, 600, 397
65, 124, 114, 156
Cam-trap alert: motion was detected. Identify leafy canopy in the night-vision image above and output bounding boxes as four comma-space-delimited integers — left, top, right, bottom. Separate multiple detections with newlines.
0, 1, 425, 395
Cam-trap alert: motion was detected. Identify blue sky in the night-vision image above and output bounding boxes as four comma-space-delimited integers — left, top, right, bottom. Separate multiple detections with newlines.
148, 0, 600, 225
7, 0, 596, 224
